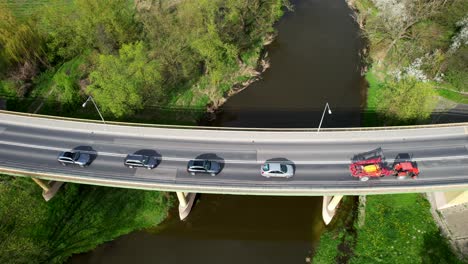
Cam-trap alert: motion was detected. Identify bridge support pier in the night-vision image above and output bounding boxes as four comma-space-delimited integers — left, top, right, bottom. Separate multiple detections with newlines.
176, 192, 196, 220
32, 178, 64, 201
322, 195, 343, 225
430, 191, 468, 210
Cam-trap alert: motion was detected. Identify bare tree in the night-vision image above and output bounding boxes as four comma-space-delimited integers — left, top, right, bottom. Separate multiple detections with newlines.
369, 0, 446, 59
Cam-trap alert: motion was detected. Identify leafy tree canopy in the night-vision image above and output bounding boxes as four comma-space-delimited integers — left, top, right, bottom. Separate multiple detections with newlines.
376, 77, 437, 124
87, 41, 162, 117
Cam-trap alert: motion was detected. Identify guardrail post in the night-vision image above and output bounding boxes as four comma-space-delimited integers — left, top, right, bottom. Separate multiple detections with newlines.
322, 195, 343, 225
176, 192, 196, 220
32, 178, 64, 201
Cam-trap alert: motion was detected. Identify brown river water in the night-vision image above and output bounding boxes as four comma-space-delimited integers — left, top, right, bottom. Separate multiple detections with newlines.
69, 0, 364, 263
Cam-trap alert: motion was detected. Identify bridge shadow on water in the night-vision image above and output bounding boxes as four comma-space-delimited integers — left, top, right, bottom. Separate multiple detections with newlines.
204, 106, 468, 128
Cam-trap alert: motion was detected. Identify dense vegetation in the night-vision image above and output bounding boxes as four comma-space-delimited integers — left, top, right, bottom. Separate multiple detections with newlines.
0, 175, 174, 264
352, 0, 468, 125
0, 0, 289, 123
312, 194, 464, 264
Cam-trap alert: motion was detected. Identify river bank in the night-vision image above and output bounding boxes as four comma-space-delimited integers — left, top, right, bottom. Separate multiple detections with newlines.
210, 0, 365, 128
349, 0, 468, 126
0, 1, 290, 125
312, 194, 464, 263
0, 175, 173, 263
69, 194, 325, 264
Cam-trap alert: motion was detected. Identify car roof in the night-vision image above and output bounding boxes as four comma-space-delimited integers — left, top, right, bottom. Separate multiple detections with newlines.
266, 163, 282, 171
126, 154, 146, 161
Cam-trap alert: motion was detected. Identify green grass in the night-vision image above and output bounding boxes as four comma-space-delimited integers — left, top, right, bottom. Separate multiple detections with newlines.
312, 194, 463, 264
312, 197, 358, 263
0, 0, 57, 19
436, 88, 468, 104
362, 69, 384, 127
0, 79, 17, 96
0, 175, 174, 264
350, 194, 462, 264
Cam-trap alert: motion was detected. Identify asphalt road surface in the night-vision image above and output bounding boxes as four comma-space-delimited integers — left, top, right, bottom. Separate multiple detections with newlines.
0, 113, 467, 195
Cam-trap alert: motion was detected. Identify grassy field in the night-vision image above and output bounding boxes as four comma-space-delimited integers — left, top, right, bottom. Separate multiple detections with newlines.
0, 0, 62, 19
436, 88, 468, 104
0, 175, 174, 264
312, 194, 463, 264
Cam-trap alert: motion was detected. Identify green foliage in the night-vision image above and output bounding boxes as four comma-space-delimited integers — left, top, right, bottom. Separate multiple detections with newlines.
313, 231, 342, 263
39, 0, 138, 62
0, 175, 173, 264
355, 0, 467, 107
140, 0, 288, 108
1, 0, 289, 122
52, 56, 86, 105
350, 194, 462, 264
312, 197, 358, 264
0, 80, 17, 96
444, 46, 468, 93
88, 41, 162, 117
375, 77, 437, 125
0, 177, 48, 264
313, 194, 463, 264
0, 7, 45, 66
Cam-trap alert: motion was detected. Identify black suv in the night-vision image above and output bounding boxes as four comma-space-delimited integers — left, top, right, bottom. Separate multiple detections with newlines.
124, 154, 158, 169
187, 159, 221, 176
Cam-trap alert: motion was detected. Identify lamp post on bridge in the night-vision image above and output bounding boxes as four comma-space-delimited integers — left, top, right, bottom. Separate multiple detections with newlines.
82, 95, 106, 125
317, 102, 332, 133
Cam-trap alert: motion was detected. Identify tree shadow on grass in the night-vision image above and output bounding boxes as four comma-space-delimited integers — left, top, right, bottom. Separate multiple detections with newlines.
420, 230, 465, 263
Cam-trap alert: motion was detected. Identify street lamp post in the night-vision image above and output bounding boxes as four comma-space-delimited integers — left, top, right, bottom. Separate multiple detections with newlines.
317, 102, 332, 133
82, 96, 106, 124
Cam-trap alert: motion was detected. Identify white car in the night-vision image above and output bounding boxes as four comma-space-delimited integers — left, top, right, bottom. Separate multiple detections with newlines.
261, 162, 294, 178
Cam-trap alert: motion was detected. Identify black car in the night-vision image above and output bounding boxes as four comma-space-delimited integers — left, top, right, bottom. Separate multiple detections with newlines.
57, 151, 90, 167
187, 159, 221, 176
124, 154, 158, 169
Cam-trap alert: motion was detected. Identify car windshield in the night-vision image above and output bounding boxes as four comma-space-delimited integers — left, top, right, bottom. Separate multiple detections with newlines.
280, 164, 287, 173
142, 156, 149, 164
72, 152, 80, 160
262, 164, 269, 171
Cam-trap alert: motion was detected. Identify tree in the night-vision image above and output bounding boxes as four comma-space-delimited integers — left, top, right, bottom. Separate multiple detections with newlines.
367, 0, 446, 60
0, 8, 45, 66
39, 0, 139, 62
375, 76, 437, 124
87, 42, 162, 117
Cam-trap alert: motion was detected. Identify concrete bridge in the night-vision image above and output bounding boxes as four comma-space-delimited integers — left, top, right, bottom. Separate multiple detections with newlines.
0, 110, 467, 223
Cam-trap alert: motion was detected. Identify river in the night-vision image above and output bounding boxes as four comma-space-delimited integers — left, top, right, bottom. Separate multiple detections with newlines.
69, 0, 364, 263
212, 0, 364, 128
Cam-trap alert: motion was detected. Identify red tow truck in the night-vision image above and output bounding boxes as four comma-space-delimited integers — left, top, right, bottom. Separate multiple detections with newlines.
349, 148, 420, 181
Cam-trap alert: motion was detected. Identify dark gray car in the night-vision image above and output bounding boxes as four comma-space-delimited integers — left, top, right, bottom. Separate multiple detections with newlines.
124, 154, 158, 169
58, 151, 90, 167
187, 159, 221, 176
